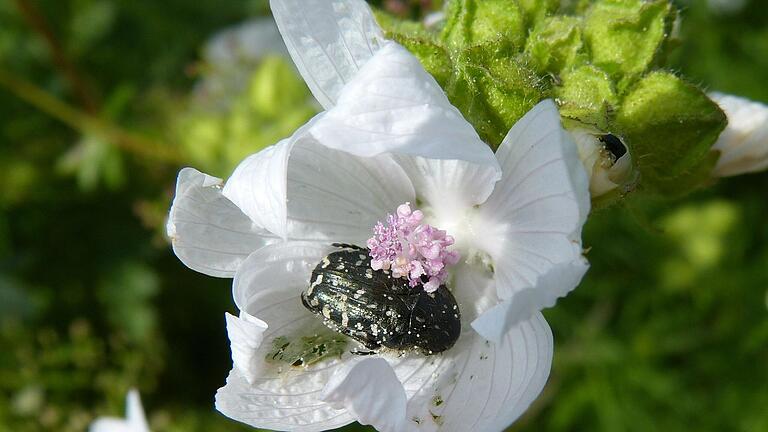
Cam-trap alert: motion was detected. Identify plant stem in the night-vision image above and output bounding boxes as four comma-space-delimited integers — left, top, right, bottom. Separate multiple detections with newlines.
13, 0, 100, 114
0, 67, 183, 165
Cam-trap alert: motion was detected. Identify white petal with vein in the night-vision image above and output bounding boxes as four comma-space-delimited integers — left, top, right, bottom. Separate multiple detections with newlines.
270, 0, 384, 109
477, 100, 590, 331
309, 42, 501, 175
223, 133, 294, 240
226, 312, 269, 384
167, 168, 278, 278
403, 314, 553, 432
218, 242, 357, 431
285, 142, 414, 245
322, 357, 408, 432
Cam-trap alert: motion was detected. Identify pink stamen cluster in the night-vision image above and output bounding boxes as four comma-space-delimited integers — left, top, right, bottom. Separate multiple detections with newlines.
367, 203, 460, 293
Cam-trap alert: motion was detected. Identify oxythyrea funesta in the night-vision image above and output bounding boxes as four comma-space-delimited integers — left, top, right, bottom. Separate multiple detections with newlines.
301, 244, 461, 355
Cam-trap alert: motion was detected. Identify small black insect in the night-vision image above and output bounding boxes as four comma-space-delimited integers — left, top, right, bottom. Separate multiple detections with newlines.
598, 133, 627, 160
301, 244, 461, 355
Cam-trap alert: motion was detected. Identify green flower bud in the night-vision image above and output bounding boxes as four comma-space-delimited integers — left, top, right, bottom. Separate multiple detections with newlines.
518, 0, 559, 26
614, 72, 726, 195
525, 16, 585, 74
555, 65, 618, 130
448, 43, 547, 147
441, 0, 526, 49
377, 0, 727, 200
584, 0, 675, 83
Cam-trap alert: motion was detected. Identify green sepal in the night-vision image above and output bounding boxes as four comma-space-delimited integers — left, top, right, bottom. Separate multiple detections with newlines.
584, 0, 675, 81
525, 15, 585, 74
555, 64, 618, 130
614, 72, 727, 196
517, 0, 559, 26
441, 0, 526, 49
373, 10, 436, 40
447, 42, 548, 147
387, 34, 453, 87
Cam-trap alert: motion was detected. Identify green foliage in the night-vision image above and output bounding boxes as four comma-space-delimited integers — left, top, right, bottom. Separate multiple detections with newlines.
382, 1, 548, 147
379, 0, 727, 198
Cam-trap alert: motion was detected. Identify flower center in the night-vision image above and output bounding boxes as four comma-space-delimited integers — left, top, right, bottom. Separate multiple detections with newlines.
366, 203, 460, 293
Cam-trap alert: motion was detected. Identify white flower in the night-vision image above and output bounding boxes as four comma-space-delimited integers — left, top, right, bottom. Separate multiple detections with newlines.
709, 92, 768, 177
166, 1, 591, 431
89, 390, 150, 432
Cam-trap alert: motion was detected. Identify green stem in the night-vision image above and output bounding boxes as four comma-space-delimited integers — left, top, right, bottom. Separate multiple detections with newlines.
0, 68, 183, 165
13, 0, 100, 113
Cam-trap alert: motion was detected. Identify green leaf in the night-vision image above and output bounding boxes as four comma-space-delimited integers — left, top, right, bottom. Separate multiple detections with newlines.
584, 0, 675, 80
525, 15, 585, 74
441, 0, 526, 49
614, 72, 726, 195
555, 64, 618, 130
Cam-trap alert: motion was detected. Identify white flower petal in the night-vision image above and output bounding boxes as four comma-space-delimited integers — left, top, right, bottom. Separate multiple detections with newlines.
404, 314, 553, 431
322, 357, 408, 432
225, 312, 269, 384
125, 390, 149, 432
218, 242, 358, 431
270, 0, 385, 109
393, 156, 501, 227
223, 118, 414, 246
285, 142, 415, 245
471, 260, 587, 344
167, 168, 278, 278
223, 132, 295, 240
217, 368, 355, 432
89, 419, 135, 432
309, 42, 502, 175
232, 241, 332, 311
477, 100, 590, 331
90, 390, 149, 432
710, 92, 768, 177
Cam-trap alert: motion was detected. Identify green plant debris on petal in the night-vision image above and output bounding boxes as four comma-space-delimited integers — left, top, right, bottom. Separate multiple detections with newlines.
265, 333, 348, 368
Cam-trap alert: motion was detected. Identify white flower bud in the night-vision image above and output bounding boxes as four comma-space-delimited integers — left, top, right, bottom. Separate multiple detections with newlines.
570, 128, 636, 198
710, 92, 768, 177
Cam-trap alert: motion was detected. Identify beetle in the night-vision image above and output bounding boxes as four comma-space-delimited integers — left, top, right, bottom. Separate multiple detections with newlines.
301, 244, 461, 355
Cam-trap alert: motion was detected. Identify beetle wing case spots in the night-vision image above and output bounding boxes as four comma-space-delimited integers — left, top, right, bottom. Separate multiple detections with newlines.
301, 247, 461, 355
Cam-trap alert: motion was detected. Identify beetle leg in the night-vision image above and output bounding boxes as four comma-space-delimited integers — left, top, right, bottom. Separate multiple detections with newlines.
331, 243, 367, 251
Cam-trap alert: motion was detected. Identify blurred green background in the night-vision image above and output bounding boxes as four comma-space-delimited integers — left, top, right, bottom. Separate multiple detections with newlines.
0, 0, 766, 431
